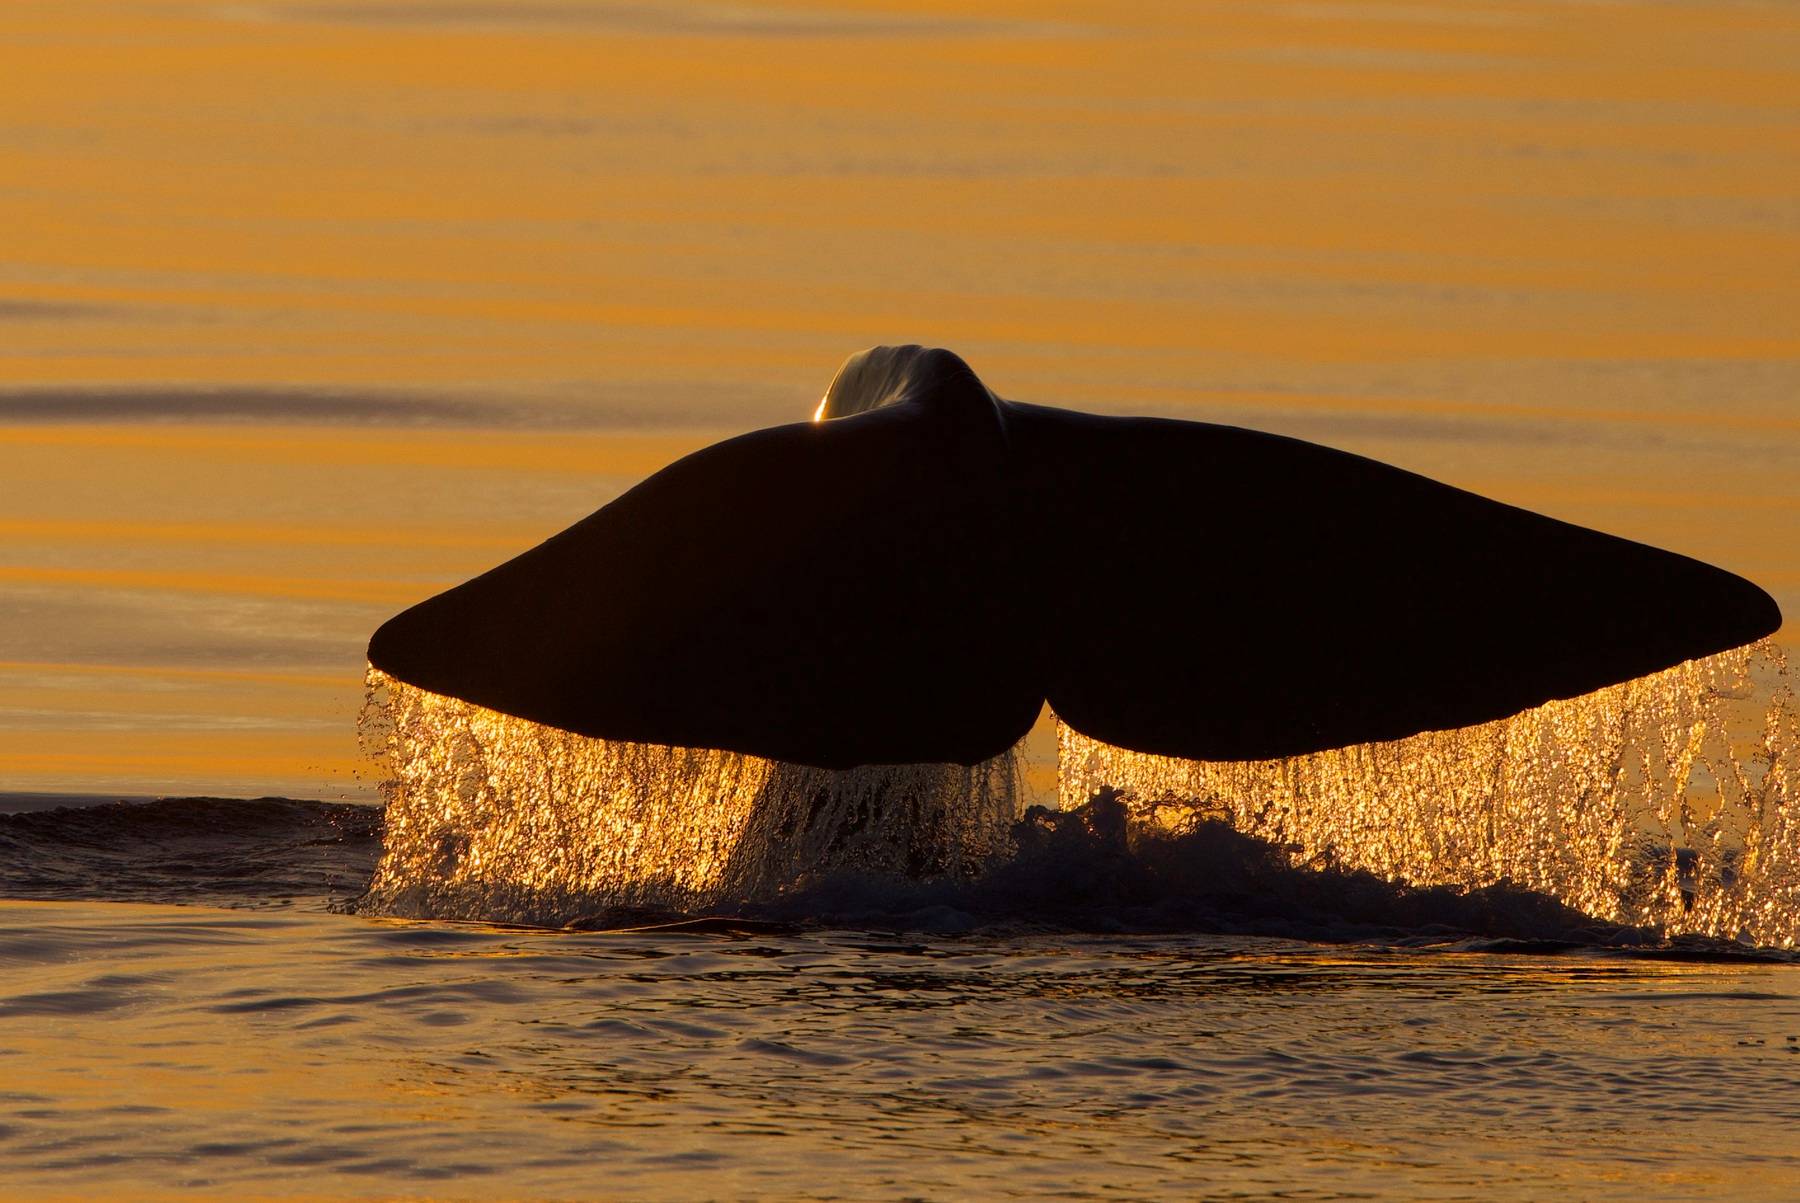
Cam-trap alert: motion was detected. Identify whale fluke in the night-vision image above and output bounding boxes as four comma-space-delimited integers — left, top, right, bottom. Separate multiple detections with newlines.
369, 346, 1781, 767
1007, 401, 1781, 758
368, 382, 1038, 768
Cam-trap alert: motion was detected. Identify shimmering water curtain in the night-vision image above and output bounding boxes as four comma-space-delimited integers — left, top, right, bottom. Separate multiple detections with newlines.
364, 648, 1797, 942
1062, 641, 1799, 947
361, 670, 1021, 922
362, 347, 1786, 935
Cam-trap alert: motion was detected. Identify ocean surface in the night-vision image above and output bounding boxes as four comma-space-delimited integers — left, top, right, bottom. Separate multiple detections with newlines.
4, 0, 1799, 1198
5, 0, 1795, 801
5, 793, 1800, 1201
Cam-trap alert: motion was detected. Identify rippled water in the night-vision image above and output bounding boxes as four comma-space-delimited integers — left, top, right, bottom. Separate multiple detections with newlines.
4, 0, 1798, 1195
4, 897, 1800, 1201
5, 787, 1800, 1199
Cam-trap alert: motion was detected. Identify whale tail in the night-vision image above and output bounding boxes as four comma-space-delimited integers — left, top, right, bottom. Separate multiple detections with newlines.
369, 346, 1781, 767
368, 377, 1037, 769
1003, 400, 1780, 759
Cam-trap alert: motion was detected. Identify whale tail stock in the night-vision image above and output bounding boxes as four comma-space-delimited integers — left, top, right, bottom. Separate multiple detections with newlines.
368, 346, 1781, 768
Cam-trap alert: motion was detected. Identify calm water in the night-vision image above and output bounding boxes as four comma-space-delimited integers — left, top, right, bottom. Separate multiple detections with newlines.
4, 0, 1799, 1197
2, 0, 1793, 797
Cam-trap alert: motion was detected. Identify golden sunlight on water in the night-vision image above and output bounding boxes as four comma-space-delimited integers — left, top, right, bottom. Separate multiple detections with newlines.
360, 669, 1019, 923
1064, 641, 1800, 946
0, 0, 1795, 797
8, 6, 1800, 1199
6, 901, 1799, 1200
362, 644, 1800, 947
0, 423, 717, 795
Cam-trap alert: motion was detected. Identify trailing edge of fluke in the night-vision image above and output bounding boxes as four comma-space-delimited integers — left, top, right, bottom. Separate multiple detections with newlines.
369, 346, 1782, 769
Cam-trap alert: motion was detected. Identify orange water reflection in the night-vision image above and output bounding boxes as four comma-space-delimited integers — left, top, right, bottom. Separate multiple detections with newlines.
3, 900, 1799, 1199
0, 0, 1794, 795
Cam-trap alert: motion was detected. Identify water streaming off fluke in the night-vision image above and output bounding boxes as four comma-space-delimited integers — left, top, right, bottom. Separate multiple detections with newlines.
358, 669, 1020, 925
361, 642, 1800, 946
1063, 640, 1800, 947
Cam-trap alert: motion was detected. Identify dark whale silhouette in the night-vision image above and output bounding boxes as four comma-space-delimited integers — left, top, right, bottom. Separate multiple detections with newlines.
369, 346, 1781, 769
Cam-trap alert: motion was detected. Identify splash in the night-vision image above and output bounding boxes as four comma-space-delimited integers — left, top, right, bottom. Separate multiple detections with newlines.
1061, 640, 1800, 947
359, 644, 1800, 945
357, 670, 1020, 925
